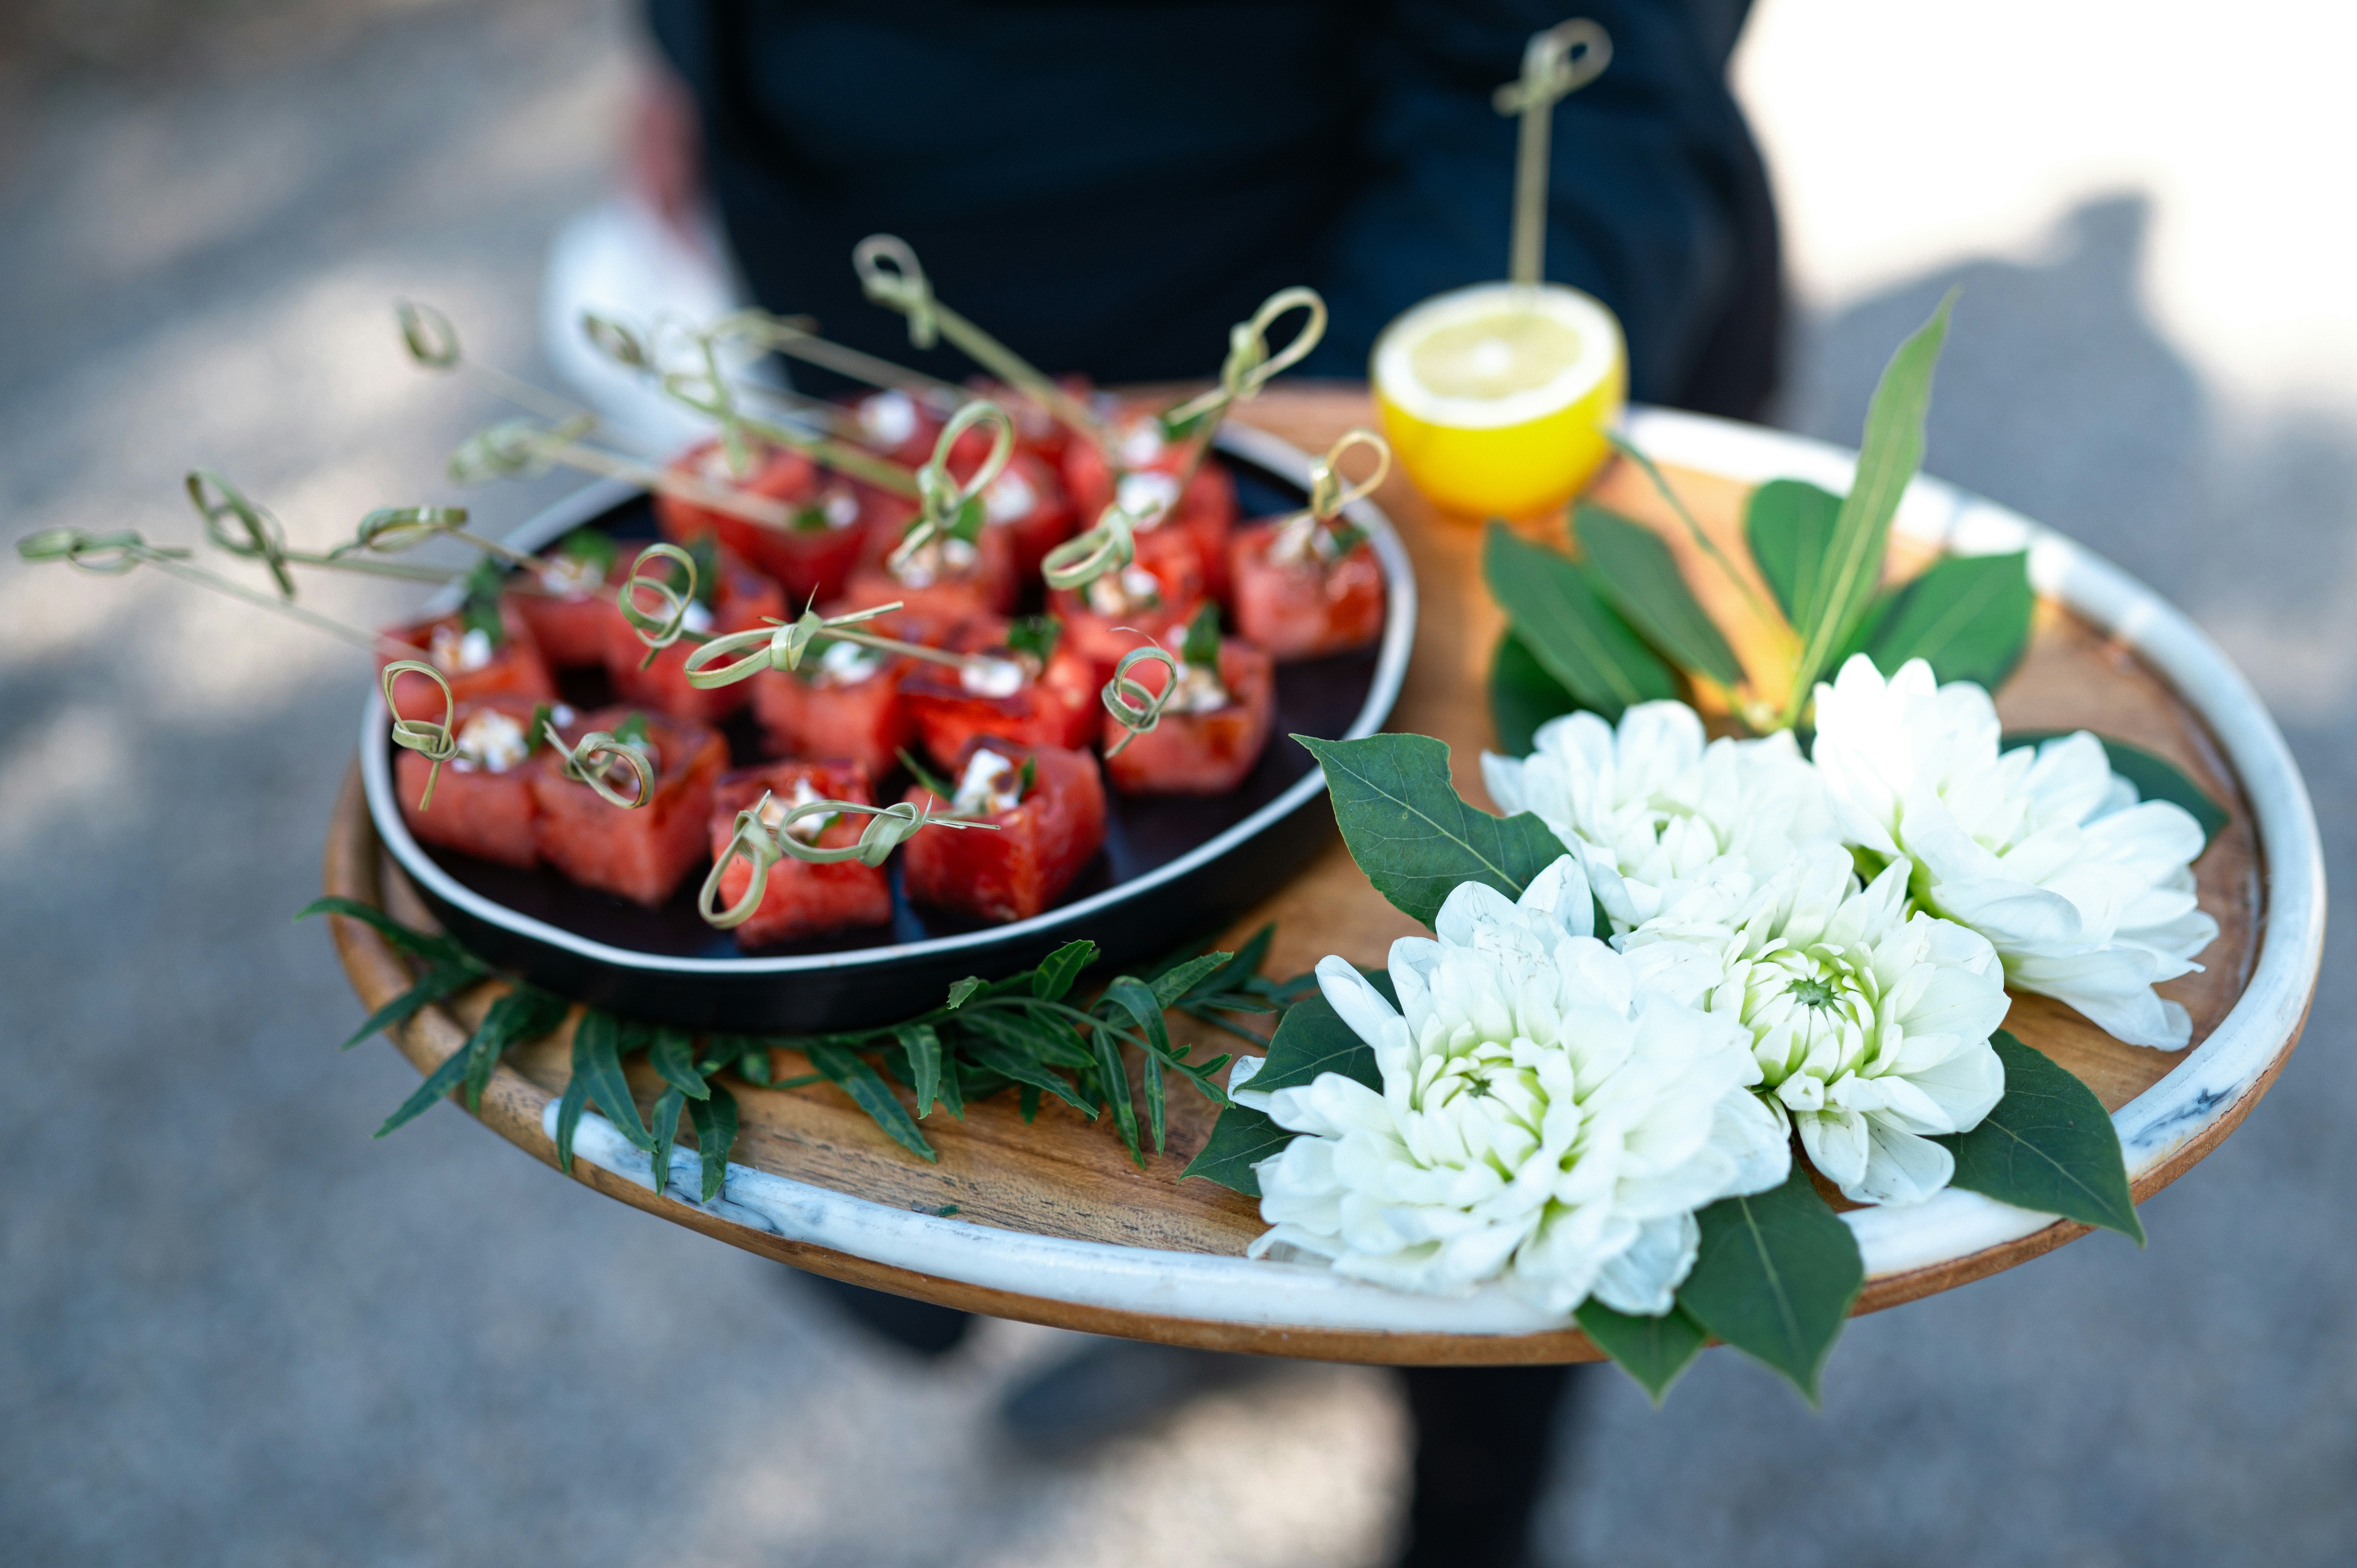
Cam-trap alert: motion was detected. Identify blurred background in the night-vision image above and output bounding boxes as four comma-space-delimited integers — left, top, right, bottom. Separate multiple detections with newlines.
4, 2, 2352, 1563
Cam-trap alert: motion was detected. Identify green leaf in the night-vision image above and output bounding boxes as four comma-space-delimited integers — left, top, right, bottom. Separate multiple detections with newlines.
897, 1024, 944, 1117
1744, 478, 1845, 628
1179, 1104, 1292, 1194
897, 747, 958, 800
295, 896, 474, 968
1488, 631, 1585, 756
1675, 1165, 1864, 1404
461, 986, 567, 1114
1296, 732, 1571, 927
647, 1085, 686, 1195
1007, 614, 1062, 664
648, 1029, 711, 1102
554, 1056, 592, 1175
1482, 523, 1678, 719
1103, 977, 1174, 1060
964, 1007, 1093, 1070
373, 1043, 473, 1139
1860, 551, 2033, 690
1187, 923, 1275, 1002
934, 1049, 965, 1119
804, 1040, 937, 1161
459, 557, 506, 641
574, 1010, 653, 1150
1091, 1026, 1141, 1161
2001, 731, 2228, 848
945, 976, 986, 1010
1935, 1031, 2145, 1244
688, 1084, 740, 1203
1142, 1050, 1166, 1156
336, 961, 478, 1051
1247, 990, 1380, 1096
1148, 953, 1229, 1010
1574, 505, 1744, 685
1788, 289, 1958, 701
1031, 939, 1097, 1003
1181, 602, 1223, 668
1574, 1300, 1709, 1405
964, 1039, 1093, 1114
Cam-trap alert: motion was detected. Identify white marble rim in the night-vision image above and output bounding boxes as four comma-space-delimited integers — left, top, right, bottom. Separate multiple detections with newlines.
359, 423, 1419, 977
535, 404, 2325, 1339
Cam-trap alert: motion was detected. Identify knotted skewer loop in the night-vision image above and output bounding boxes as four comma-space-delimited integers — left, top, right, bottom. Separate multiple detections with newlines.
853, 234, 939, 350
185, 468, 297, 598
1040, 503, 1139, 593
1306, 427, 1392, 517
16, 526, 184, 575
396, 300, 462, 370
542, 720, 655, 810
619, 542, 698, 661
1161, 287, 1330, 431
889, 399, 1014, 575
380, 659, 458, 811
1102, 642, 1181, 759
680, 600, 979, 690
1492, 19, 1611, 286
699, 795, 999, 928
580, 311, 651, 370
447, 415, 597, 485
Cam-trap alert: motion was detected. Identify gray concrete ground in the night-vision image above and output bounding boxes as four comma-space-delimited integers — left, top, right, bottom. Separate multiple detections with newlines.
3, 4, 2350, 1565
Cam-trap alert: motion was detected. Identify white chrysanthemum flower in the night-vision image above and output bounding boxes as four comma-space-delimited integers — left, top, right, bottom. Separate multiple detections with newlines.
1623, 843, 2010, 1206
1240, 858, 1790, 1317
1810, 655, 2217, 1048
1481, 701, 1840, 935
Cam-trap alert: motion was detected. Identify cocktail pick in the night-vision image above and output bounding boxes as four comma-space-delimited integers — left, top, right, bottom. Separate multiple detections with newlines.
396, 300, 602, 429
445, 412, 810, 533
691, 308, 969, 414
885, 399, 1014, 580
15, 524, 416, 659
699, 794, 998, 929
1038, 501, 1140, 594
616, 542, 702, 668
1266, 428, 1391, 562
679, 600, 995, 690
853, 234, 1108, 452
540, 717, 657, 810
1101, 642, 1181, 760
1159, 287, 1330, 437
1492, 19, 1611, 286
183, 468, 456, 594
378, 659, 458, 810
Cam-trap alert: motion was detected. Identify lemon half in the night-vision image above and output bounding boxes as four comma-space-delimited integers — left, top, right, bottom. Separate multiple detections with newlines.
1372, 282, 1626, 519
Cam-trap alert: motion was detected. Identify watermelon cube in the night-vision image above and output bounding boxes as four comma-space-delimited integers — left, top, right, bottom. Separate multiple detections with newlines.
1103, 637, 1277, 795
530, 706, 727, 906
379, 602, 555, 723
656, 440, 871, 605
750, 641, 913, 778
1229, 518, 1387, 660
708, 760, 894, 948
599, 544, 786, 724
504, 531, 621, 667
902, 622, 1098, 764
394, 694, 550, 869
901, 738, 1106, 923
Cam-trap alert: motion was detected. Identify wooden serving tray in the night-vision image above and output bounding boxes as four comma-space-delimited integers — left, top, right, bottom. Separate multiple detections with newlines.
322, 387, 2315, 1365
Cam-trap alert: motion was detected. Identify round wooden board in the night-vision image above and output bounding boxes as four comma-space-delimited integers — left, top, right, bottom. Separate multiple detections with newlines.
322, 387, 2319, 1366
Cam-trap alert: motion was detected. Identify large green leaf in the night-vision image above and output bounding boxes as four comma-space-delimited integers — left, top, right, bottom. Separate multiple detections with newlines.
1744, 478, 1844, 628
1787, 290, 1959, 705
2002, 731, 2228, 848
1575, 505, 1744, 685
1860, 550, 2033, 690
1674, 1166, 1864, 1404
1489, 631, 1584, 756
805, 1040, 937, 1161
1935, 1031, 2145, 1244
1242, 990, 1381, 1096
1178, 1104, 1292, 1195
1575, 1300, 1710, 1405
1482, 523, 1678, 719
1296, 732, 1571, 927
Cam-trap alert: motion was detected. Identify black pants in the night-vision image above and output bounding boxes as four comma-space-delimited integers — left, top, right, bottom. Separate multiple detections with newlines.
814, 1278, 1577, 1568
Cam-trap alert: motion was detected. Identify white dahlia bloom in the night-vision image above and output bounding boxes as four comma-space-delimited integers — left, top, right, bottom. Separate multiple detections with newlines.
1810, 655, 2217, 1048
1623, 844, 2011, 1206
1240, 858, 1790, 1317
1481, 701, 1840, 935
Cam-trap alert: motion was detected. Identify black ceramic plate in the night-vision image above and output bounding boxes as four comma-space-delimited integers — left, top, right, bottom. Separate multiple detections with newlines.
360, 423, 1416, 1030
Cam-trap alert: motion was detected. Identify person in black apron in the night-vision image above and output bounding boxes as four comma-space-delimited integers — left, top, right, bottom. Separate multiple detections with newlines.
635, 5, 1781, 1562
